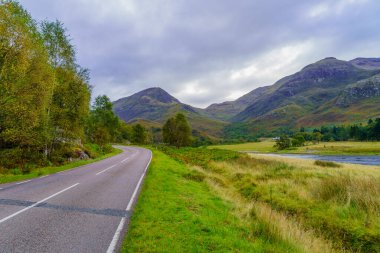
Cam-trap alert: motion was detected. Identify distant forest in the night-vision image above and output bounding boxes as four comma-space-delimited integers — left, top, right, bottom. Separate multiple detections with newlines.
223, 118, 380, 143
299, 118, 380, 142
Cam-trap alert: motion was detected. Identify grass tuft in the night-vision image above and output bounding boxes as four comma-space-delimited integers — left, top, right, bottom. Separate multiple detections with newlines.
314, 160, 342, 168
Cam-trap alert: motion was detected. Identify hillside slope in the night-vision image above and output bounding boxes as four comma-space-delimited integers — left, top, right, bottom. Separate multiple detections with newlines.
224, 58, 380, 136
113, 87, 227, 138
204, 86, 270, 120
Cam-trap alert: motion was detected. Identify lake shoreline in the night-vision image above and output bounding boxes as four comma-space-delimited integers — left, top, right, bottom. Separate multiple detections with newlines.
249, 152, 380, 166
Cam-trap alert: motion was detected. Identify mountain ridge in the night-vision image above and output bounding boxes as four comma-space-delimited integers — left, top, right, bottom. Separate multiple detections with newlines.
113, 57, 380, 138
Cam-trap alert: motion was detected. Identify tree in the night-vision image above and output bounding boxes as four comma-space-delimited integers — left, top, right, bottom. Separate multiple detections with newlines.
116, 121, 133, 143
0, 1, 54, 151
87, 95, 119, 147
132, 124, 147, 144
174, 113, 192, 147
274, 135, 291, 150
163, 117, 176, 145
40, 20, 75, 68
41, 20, 91, 147
291, 133, 305, 147
312, 132, 322, 144
368, 118, 380, 141
162, 113, 192, 148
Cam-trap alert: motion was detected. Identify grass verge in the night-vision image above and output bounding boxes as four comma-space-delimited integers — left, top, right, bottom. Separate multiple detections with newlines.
156, 147, 380, 252
123, 149, 300, 252
0, 147, 122, 184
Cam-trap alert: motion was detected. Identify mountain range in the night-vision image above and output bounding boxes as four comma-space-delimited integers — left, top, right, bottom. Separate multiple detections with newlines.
113, 57, 380, 139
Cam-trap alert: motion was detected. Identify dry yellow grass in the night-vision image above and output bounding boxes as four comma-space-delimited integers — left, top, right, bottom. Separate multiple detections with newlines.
189, 164, 337, 253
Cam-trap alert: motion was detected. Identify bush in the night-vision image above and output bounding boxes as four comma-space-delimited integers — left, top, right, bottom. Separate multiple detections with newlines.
314, 160, 341, 168
274, 135, 291, 150
183, 170, 205, 182
0, 148, 44, 169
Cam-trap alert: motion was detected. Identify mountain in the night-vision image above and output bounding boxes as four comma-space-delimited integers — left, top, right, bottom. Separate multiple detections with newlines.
298, 74, 380, 126
350, 58, 380, 70
113, 57, 380, 139
113, 87, 183, 122
113, 87, 227, 138
204, 86, 270, 120
225, 57, 380, 135
233, 57, 378, 122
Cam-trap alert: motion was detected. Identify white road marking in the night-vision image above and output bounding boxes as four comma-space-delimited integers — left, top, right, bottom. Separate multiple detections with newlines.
96, 164, 118, 176
120, 157, 129, 163
39, 175, 48, 178
106, 151, 153, 253
16, 180, 31, 185
0, 183, 79, 224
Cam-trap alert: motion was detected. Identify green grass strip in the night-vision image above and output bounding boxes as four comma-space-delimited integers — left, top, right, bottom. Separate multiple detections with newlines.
0, 148, 123, 184
122, 149, 298, 252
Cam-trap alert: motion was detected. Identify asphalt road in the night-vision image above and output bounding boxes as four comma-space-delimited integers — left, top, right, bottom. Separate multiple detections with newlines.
0, 146, 152, 253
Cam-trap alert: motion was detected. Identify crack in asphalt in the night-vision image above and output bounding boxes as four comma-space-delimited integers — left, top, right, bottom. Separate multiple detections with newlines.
0, 199, 131, 218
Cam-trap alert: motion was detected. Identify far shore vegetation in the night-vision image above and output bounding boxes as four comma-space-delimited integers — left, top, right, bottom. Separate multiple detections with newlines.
211, 140, 380, 155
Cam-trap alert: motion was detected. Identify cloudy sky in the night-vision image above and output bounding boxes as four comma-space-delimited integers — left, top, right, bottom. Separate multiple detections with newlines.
20, 0, 380, 108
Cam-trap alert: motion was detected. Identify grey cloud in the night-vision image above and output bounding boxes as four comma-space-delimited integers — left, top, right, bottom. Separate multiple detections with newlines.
19, 0, 380, 108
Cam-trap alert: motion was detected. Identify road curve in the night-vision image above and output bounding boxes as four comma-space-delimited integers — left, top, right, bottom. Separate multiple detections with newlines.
0, 146, 152, 253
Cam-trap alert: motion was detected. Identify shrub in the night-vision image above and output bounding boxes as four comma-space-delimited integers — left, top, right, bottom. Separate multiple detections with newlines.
274, 135, 291, 150
183, 171, 205, 182
314, 160, 341, 168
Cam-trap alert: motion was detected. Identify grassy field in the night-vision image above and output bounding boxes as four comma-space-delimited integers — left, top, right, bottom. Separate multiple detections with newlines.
123, 149, 304, 252
212, 140, 380, 155
133, 147, 380, 252
0, 148, 122, 184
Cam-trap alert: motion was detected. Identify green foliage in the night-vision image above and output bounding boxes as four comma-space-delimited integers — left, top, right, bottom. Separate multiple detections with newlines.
0, 146, 122, 184
0, 1, 54, 151
40, 19, 90, 155
297, 118, 380, 143
116, 121, 133, 143
314, 160, 341, 168
291, 133, 305, 147
86, 95, 121, 148
274, 135, 291, 150
131, 124, 147, 144
40, 20, 75, 68
162, 113, 192, 147
0, 1, 98, 169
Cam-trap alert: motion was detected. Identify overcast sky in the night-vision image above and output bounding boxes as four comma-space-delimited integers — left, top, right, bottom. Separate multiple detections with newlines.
19, 0, 380, 108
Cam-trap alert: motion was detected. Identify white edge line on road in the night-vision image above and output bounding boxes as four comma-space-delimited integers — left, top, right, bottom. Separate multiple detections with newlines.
95, 164, 118, 176
39, 175, 48, 178
106, 150, 153, 253
16, 180, 31, 185
0, 183, 80, 224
